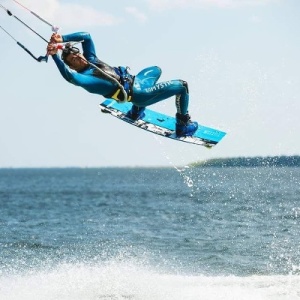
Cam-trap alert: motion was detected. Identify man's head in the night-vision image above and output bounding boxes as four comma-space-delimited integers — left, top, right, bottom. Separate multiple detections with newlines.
61, 44, 89, 72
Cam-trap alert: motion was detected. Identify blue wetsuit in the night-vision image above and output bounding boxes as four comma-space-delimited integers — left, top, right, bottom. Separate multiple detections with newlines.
52, 32, 189, 115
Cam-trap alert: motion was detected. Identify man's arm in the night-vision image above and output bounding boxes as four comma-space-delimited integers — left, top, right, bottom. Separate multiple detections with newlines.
51, 32, 96, 61
51, 53, 78, 84
47, 44, 118, 95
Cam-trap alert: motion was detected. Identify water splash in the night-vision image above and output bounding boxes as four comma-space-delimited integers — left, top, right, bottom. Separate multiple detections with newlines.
1, 261, 300, 300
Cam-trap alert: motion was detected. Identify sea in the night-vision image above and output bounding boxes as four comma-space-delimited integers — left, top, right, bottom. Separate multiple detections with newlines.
0, 166, 299, 300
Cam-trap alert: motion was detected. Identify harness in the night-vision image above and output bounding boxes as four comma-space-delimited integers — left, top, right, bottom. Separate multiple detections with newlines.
110, 66, 134, 102
61, 47, 133, 103
90, 59, 134, 103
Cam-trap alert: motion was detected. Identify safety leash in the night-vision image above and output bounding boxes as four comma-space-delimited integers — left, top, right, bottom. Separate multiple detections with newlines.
58, 43, 129, 102
0, 3, 48, 42
0, 23, 48, 62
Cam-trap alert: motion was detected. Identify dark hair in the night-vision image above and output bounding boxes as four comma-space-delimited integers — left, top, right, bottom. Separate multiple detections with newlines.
61, 43, 80, 62
61, 50, 70, 62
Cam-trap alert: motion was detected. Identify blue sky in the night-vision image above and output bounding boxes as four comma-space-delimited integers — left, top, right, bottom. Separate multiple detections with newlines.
0, 0, 299, 167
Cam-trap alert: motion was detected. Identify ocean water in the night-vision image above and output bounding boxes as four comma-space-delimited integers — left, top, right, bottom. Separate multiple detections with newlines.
0, 167, 299, 300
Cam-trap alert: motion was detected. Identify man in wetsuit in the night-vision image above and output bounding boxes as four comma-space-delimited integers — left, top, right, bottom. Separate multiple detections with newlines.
47, 32, 198, 137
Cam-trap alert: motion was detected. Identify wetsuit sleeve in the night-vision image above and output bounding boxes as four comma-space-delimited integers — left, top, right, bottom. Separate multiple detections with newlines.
62, 32, 96, 61
51, 53, 117, 94
51, 53, 91, 86
51, 53, 78, 84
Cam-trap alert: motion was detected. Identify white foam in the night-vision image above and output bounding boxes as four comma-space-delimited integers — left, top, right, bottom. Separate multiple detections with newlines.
1, 262, 300, 300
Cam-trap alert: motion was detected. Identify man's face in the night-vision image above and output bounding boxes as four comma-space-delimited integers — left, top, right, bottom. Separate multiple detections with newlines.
65, 53, 88, 71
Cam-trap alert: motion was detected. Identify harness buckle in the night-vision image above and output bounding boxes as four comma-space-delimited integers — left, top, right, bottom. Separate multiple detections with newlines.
118, 66, 134, 101
106, 66, 134, 102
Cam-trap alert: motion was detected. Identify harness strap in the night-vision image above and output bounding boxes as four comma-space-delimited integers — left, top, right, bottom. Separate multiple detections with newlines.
109, 67, 134, 102
90, 60, 134, 102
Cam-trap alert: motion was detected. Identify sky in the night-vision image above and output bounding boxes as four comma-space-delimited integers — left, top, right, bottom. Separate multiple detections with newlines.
0, 0, 299, 167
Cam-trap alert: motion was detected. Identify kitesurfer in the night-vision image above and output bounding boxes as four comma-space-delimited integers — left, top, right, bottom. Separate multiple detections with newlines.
47, 32, 198, 137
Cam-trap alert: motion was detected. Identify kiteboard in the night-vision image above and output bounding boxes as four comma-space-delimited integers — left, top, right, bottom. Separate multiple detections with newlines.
99, 99, 226, 148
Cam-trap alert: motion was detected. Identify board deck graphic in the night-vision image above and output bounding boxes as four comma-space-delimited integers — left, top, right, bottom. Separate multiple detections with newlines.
99, 99, 226, 148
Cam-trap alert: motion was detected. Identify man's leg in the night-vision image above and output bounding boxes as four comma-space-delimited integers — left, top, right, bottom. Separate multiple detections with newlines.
134, 66, 162, 89
126, 66, 162, 120
132, 80, 198, 136
174, 81, 198, 137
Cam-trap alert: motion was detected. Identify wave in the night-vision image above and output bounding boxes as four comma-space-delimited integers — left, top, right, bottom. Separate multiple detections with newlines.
0, 261, 299, 300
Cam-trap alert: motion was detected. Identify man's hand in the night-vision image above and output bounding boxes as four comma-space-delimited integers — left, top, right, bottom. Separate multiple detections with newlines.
47, 43, 58, 56
50, 33, 63, 43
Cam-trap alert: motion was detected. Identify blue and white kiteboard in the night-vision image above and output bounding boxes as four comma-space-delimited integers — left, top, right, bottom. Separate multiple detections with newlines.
99, 99, 226, 148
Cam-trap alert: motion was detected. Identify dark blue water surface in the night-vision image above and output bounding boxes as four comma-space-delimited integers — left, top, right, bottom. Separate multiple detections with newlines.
0, 167, 299, 299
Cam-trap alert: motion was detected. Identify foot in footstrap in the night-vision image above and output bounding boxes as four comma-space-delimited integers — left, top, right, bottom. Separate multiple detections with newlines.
126, 105, 145, 120
175, 113, 198, 137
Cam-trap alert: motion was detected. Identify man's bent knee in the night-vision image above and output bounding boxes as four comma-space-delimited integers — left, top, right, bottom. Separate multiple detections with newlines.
180, 80, 189, 93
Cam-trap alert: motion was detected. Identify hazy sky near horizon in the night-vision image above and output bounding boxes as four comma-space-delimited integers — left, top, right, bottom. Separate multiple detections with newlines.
0, 0, 299, 167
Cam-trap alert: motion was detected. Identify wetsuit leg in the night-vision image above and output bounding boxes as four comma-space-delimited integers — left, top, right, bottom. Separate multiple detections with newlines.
134, 66, 162, 90
132, 79, 189, 115
175, 80, 189, 115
